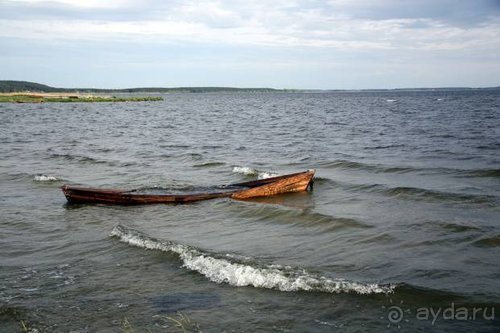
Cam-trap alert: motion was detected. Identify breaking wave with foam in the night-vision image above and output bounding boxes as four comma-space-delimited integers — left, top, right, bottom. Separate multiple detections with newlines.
232, 166, 278, 180
110, 225, 394, 294
33, 174, 59, 182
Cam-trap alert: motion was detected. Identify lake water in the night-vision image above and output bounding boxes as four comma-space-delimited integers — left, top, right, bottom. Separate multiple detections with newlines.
0, 90, 499, 332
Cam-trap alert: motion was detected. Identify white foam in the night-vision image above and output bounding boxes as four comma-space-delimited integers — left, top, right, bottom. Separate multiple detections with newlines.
258, 171, 279, 179
232, 166, 257, 175
232, 166, 278, 180
110, 225, 394, 295
386, 99, 397, 102
34, 175, 58, 182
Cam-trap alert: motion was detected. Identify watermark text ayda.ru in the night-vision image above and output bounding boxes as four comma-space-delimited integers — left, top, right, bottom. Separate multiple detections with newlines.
387, 302, 495, 325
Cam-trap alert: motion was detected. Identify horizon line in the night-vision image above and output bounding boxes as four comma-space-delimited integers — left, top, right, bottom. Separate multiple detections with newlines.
1, 80, 499, 92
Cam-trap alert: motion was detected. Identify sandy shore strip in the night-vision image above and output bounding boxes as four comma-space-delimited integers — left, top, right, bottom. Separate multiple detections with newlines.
0, 92, 112, 98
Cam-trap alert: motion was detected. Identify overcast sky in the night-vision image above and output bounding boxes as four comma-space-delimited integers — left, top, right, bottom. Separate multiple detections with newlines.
1, 0, 500, 89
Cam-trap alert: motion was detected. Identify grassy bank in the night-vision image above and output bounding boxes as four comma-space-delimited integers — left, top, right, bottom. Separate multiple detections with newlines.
0, 93, 163, 103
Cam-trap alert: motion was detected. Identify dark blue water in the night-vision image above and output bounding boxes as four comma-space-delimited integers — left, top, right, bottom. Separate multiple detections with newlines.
0, 90, 499, 332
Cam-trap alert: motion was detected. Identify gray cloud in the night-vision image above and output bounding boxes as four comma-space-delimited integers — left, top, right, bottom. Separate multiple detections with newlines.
325, 0, 500, 26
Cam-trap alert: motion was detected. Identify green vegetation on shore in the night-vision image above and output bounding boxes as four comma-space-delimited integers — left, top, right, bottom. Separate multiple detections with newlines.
0, 94, 162, 103
0, 81, 57, 93
0, 80, 284, 94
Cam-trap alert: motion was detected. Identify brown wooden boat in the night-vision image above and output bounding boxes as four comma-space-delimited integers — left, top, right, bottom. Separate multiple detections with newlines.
61, 169, 315, 205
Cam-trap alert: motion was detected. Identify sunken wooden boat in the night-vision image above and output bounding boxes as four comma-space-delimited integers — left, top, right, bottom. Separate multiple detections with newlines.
62, 169, 315, 205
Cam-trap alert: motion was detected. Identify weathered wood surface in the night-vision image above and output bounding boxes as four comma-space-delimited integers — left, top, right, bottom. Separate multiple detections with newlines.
230, 170, 314, 199
61, 170, 315, 205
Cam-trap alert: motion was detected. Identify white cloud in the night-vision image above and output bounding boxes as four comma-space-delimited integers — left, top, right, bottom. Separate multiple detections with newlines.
8, 0, 131, 8
2, 6, 499, 53
1, 0, 499, 51
1, 0, 499, 88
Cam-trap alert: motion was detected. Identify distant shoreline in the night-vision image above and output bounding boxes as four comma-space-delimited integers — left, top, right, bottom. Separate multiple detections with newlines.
0, 80, 499, 94
0, 80, 283, 94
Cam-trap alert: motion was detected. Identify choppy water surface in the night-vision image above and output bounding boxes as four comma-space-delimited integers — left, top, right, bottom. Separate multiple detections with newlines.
1, 90, 499, 332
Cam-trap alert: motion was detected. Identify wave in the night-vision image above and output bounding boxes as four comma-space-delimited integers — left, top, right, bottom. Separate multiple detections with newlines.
314, 177, 496, 205
49, 153, 107, 164
48, 152, 137, 167
33, 174, 59, 182
228, 202, 371, 231
318, 160, 414, 174
110, 225, 393, 294
3, 172, 57, 182
350, 183, 496, 205
434, 221, 482, 233
380, 186, 496, 204
463, 169, 500, 178
472, 235, 500, 248
363, 144, 405, 150
159, 144, 191, 149
232, 166, 278, 180
193, 162, 226, 168
177, 152, 203, 161
319, 160, 500, 178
